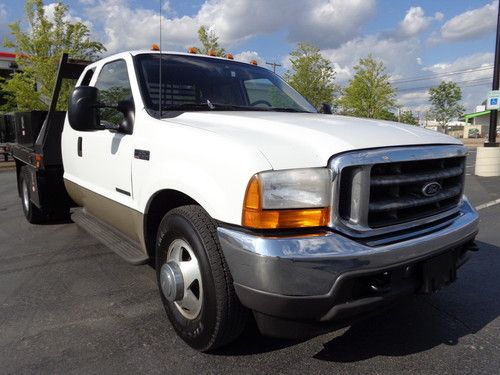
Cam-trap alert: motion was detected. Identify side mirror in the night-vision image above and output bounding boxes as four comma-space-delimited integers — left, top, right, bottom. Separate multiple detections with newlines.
68, 86, 100, 131
319, 103, 333, 114
116, 99, 135, 135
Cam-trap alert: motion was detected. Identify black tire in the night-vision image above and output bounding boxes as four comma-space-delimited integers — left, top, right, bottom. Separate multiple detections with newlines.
155, 205, 248, 351
20, 166, 45, 224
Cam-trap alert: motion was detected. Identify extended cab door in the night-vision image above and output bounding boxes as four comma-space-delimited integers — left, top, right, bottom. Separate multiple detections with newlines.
65, 58, 136, 211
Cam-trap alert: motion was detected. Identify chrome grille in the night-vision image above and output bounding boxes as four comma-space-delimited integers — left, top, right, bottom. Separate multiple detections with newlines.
367, 156, 464, 227
329, 145, 468, 237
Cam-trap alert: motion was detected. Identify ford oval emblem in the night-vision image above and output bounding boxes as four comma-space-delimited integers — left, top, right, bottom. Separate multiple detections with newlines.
422, 182, 442, 197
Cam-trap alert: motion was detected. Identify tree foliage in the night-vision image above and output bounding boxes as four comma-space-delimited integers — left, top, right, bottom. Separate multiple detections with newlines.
428, 81, 465, 133
399, 109, 419, 125
196, 26, 225, 57
338, 55, 396, 119
1, 0, 105, 111
284, 43, 337, 108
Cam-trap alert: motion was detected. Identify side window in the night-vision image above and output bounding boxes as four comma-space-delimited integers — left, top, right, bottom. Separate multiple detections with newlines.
243, 78, 298, 109
80, 68, 95, 86
94, 60, 132, 125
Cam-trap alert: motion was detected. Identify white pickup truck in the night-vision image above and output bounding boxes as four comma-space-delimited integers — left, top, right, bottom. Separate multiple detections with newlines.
12, 51, 479, 351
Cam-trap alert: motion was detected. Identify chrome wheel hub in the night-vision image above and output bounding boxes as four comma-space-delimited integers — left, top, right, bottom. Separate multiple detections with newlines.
161, 239, 203, 320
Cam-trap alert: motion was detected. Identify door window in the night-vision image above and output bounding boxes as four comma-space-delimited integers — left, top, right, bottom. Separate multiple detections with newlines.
243, 78, 298, 109
94, 60, 132, 125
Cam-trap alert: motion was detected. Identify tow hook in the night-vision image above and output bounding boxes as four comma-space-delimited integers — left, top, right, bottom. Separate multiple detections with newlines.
369, 271, 392, 294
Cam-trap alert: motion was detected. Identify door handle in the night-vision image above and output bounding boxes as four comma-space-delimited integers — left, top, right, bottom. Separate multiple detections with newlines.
77, 137, 82, 157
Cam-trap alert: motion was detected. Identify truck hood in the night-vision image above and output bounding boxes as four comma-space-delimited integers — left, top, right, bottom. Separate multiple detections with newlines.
167, 112, 462, 169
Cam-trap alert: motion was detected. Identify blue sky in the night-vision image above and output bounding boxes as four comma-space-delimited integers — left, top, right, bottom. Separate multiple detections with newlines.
0, 0, 498, 114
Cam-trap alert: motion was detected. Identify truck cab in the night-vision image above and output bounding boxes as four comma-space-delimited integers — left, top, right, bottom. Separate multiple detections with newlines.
15, 50, 479, 351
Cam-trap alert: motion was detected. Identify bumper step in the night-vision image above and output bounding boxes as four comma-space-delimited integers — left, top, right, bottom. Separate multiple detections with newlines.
72, 208, 148, 265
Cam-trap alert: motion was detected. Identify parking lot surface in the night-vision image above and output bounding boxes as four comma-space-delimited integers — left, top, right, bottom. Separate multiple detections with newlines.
0, 163, 499, 374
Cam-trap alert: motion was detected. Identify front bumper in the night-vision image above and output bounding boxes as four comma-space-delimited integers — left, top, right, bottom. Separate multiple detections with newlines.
217, 199, 479, 332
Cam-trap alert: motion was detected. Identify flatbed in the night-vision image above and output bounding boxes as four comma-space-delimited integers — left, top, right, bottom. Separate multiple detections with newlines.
10, 54, 88, 221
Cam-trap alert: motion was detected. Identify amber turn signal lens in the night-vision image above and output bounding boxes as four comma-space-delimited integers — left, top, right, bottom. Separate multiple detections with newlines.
151, 44, 160, 51
242, 175, 330, 229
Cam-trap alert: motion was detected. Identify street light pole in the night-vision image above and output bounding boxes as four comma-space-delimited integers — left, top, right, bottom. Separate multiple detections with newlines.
486, 0, 500, 147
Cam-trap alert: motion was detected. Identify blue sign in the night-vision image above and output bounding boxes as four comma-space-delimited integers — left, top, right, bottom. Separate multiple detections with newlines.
487, 90, 500, 109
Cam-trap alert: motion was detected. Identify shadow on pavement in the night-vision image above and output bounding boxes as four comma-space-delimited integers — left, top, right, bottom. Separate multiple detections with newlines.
313, 240, 500, 362
211, 317, 304, 356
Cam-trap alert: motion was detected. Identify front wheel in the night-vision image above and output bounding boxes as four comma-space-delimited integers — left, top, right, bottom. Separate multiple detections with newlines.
155, 205, 248, 351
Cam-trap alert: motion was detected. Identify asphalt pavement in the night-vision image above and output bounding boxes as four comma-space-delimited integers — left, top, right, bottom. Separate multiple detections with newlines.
0, 161, 499, 374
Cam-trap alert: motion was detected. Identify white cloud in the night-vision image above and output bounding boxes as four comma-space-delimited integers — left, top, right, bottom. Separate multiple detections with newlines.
43, 2, 93, 28
398, 91, 431, 115
424, 53, 493, 111
287, 0, 376, 48
397, 7, 444, 38
322, 34, 421, 84
0, 3, 8, 42
398, 53, 494, 113
0, 3, 6, 20
398, 7, 433, 37
82, 0, 377, 54
439, 1, 498, 41
234, 51, 265, 66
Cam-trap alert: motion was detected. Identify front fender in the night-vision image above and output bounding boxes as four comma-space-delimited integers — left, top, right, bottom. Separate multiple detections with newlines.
133, 142, 272, 225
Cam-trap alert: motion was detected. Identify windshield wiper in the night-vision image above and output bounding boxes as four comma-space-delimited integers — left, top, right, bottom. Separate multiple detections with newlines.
162, 102, 260, 112
266, 107, 310, 113
161, 102, 214, 111
160, 101, 312, 113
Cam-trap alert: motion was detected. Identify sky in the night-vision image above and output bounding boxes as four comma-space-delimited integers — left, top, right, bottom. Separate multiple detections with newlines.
0, 0, 498, 116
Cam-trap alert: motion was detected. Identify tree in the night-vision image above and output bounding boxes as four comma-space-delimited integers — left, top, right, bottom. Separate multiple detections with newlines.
1, 0, 105, 111
284, 43, 337, 108
428, 81, 465, 134
338, 55, 396, 119
399, 109, 419, 125
196, 26, 225, 57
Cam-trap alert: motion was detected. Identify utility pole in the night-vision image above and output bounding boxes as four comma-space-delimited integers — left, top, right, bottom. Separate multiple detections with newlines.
486, 1, 500, 147
266, 61, 282, 74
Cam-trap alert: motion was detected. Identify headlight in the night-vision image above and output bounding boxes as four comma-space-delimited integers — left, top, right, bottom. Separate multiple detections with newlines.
242, 168, 332, 229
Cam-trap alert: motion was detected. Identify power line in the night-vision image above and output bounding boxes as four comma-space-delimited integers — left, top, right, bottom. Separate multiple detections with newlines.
390, 65, 493, 84
396, 78, 491, 92
266, 61, 282, 73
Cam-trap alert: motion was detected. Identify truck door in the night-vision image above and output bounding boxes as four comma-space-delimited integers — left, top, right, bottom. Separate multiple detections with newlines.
77, 59, 135, 208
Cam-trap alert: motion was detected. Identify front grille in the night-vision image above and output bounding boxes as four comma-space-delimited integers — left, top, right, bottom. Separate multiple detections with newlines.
367, 157, 465, 227
332, 145, 467, 236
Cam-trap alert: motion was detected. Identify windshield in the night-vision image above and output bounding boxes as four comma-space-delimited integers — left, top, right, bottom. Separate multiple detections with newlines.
134, 53, 317, 117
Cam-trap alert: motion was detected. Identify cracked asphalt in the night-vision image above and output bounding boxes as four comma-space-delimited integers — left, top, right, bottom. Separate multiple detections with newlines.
0, 158, 499, 374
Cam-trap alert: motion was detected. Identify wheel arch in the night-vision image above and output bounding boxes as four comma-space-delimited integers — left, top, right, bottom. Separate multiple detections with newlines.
143, 189, 201, 262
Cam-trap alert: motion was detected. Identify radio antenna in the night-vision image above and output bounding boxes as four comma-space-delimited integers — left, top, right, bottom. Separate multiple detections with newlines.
158, 0, 163, 118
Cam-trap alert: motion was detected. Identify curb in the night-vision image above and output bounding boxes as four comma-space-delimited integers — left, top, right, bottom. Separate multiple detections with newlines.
0, 162, 15, 169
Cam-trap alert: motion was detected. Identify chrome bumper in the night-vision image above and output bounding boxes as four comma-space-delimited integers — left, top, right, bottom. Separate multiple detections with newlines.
217, 199, 479, 299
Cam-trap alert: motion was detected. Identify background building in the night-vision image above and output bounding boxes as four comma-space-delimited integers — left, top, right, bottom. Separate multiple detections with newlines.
463, 105, 499, 139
